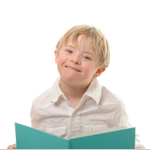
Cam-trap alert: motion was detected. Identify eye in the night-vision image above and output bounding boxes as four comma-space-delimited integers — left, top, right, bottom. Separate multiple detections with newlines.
84, 56, 91, 60
66, 50, 72, 53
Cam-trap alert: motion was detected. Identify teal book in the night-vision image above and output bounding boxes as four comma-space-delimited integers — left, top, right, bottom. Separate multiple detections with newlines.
15, 122, 135, 149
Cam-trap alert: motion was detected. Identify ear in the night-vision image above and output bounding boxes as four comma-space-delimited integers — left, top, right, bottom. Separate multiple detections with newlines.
94, 67, 106, 77
54, 50, 57, 64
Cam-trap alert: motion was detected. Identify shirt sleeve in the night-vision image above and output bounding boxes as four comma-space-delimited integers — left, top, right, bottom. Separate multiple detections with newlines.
112, 99, 145, 149
30, 99, 38, 129
30, 98, 44, 131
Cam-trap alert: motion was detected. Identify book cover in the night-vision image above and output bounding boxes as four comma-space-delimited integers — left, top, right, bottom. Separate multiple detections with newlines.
15, 122, 135, 149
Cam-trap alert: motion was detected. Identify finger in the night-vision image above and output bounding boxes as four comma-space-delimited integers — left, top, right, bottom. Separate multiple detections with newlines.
7, 144, 16, 149
12, 144, 16, 149
7, 145, 13, 149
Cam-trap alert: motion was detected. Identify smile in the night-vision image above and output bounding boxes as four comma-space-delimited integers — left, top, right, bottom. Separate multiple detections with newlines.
65, 66, 81, 72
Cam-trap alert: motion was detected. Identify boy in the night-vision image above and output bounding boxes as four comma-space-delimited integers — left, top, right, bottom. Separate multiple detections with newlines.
8, 25, 145, 149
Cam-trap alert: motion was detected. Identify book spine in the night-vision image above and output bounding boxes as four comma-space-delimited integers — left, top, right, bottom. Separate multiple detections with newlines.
68, 140, 71, 149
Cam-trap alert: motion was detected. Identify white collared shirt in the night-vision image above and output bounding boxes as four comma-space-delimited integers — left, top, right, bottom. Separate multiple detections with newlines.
30, 77, 145, 149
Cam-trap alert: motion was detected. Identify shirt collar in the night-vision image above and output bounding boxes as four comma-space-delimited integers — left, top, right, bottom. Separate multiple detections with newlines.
83, 77, 102, 105
50, 77, 102, 105
50, 76, 64, 103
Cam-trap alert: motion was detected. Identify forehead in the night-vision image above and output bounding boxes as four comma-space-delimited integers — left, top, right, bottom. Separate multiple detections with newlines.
66, 35, 95, 52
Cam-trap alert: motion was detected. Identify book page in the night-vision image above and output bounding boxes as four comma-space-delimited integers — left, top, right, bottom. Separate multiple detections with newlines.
71, 126, 128, 139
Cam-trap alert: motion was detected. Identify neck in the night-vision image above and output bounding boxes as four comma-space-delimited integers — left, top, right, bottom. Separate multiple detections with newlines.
59, 78, 89, 107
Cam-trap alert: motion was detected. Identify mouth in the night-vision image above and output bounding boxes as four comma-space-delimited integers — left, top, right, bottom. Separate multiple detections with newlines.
65, 66, 81, 72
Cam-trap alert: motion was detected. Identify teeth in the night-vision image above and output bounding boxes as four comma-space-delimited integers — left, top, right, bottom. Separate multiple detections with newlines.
66, 66, 78, 71
67, 66, 75, 70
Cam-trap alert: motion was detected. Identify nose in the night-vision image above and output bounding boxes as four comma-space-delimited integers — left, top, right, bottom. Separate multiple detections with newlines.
70, 55, 81, 65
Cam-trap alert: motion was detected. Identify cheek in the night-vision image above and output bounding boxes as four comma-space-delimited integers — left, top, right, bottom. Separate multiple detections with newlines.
57, 54, 66, 65
83, 63, 95, 74
83, 65, 90, 72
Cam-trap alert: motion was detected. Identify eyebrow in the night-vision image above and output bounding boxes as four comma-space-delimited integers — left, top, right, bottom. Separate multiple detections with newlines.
83, 51, 95, 57
66, 45, 94, 56
65, 45, 75, 49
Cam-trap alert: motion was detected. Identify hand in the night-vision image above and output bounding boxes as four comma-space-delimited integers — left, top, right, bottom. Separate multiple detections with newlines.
7, 144, 16, 149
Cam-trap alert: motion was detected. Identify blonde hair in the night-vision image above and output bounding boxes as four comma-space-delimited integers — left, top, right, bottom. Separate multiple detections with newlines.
56, 24, 110, 68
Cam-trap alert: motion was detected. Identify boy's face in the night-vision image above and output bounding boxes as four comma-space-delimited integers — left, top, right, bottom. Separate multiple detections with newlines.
55, 35, 105, 88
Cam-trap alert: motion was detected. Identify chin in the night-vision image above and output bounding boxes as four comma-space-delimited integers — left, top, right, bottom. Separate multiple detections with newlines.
61, 75, 79, 83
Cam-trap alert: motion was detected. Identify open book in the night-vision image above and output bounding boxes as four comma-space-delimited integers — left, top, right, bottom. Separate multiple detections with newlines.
15, 122, 135, 149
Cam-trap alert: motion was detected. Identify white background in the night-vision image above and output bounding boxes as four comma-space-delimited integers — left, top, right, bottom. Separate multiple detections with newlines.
0, 0, 150, 149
